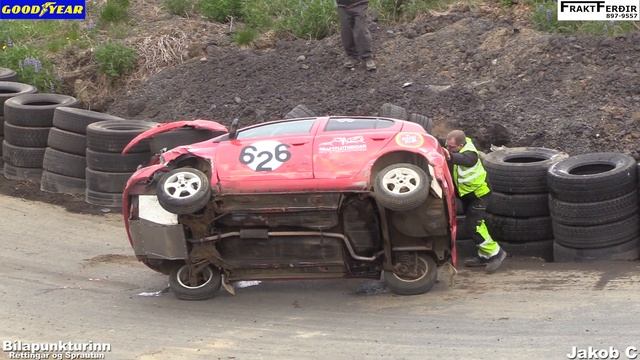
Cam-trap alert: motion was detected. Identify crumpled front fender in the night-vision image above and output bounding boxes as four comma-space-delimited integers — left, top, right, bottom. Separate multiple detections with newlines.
122, 119, 227, 154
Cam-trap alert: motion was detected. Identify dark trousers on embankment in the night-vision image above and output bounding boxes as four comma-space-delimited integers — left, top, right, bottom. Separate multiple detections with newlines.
337, 3, 372, 60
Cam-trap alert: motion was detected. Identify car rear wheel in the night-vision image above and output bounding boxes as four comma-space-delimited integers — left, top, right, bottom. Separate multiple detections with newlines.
374, 163, 430, 211
384, 253, 437, 295
156, 167, 211, 214
169, 264, 222, 301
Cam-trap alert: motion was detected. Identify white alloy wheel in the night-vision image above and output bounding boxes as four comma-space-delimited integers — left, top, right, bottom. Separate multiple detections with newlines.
381, 167, 421, 195
163, 171, 203, 200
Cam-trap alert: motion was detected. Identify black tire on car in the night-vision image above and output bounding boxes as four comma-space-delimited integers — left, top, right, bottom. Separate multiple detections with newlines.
373, 163, 430, 211
0, 81, 38, 117
486, 214, 553, 243
86, 148, 150, 172
549, 191, 638, 226
284, 104, 316, 119
87, 120, 156, 153
547, 152, 636, 203
0, 68, 17, 82
40, 171, 85, 194
169, 264, 222, 301
47, 127, 87, 155
383, 253, 438, 295
3, 122, 50, 147
4, 94, 79, 127
42, 148, 86, 178
380, 103, 408, 120
487, 192, 549, 218
53, 107, 125, 134
150, 127, 220, 154
2, 141, 45, 168
86, 168, 133, 193
156, 167, 211, 215
484, 147, 568, 194
553, 239, 639, 262
408, 113, 433, 133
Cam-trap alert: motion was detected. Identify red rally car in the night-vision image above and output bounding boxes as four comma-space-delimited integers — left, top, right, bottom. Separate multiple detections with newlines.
122, 116, 458, 300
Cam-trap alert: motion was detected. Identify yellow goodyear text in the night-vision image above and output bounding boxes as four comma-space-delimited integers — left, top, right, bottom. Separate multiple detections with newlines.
1, 2, 84, 16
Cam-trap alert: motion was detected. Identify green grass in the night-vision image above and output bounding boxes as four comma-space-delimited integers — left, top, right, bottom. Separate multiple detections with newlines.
0, 45, 59, 91
99, 0, 130, 24
164, 0, 195, 16
198, 0, 243, 22
233, 27, 259, 45
95, 42, 137, 78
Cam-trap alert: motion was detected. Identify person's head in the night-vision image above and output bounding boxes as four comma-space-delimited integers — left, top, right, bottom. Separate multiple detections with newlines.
446, 130, 466, 153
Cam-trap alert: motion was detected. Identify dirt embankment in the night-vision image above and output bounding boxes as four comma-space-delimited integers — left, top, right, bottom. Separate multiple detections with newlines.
107, 6, 640, 156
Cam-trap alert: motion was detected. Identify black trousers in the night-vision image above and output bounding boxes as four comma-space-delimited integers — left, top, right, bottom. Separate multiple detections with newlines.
337, 3, 372, 60
461, 192, 491, 247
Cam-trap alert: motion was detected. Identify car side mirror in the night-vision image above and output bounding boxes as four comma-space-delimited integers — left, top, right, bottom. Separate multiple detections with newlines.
229, 118, 240, 140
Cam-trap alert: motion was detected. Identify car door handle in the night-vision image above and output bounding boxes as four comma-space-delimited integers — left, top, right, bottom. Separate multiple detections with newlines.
291, 142, 308, 146
370, 137, 388, 141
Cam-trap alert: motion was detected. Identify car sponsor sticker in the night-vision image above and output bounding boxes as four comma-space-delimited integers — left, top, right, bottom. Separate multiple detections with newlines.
318, 136, 367, 153
239, 140, 291, 172
395, 132, 424, 148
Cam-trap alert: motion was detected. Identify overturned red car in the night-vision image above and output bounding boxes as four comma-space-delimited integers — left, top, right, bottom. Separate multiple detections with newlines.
123, 116, 457, 300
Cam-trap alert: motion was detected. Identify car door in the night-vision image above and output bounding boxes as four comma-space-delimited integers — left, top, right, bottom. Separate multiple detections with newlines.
216, 119, 318, 191
313, 117, 402, 179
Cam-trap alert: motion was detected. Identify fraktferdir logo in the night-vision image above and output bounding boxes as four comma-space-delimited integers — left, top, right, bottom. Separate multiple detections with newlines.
0, 0, 86, 20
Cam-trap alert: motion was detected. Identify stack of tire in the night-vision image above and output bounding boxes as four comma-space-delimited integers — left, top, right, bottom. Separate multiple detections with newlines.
483, 147, 569, 261
0, 82, 38, 173
3, 93, 78, 182
40, 107, 126, 194
548, 153, 639, 261
380, 103, 433, 133
0, 68, 17, 82
85, 120, 156, 208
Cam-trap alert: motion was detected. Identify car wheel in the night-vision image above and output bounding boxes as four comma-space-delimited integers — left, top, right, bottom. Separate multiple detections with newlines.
373, 163, 430, 211
169, 264, 222, 301
384, 253, 437, 295
156, 167, 211, 215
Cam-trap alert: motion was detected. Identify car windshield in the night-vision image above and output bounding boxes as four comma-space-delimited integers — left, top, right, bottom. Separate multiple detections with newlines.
236, 119, 315, 139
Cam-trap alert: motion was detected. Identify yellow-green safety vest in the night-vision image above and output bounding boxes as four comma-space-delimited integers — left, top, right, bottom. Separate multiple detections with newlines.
453, 137, 490, 198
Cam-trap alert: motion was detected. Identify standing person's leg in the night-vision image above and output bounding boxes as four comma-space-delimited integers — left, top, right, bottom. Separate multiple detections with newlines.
350, 3, 375, 70
337, 6, 358, 68
463, 194, 504, 271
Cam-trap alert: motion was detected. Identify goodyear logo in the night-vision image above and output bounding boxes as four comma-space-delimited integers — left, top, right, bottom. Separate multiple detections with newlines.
0, 1, 86, 20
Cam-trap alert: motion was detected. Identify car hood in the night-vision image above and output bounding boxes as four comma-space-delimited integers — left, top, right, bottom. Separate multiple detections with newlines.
122, 119, 228, 154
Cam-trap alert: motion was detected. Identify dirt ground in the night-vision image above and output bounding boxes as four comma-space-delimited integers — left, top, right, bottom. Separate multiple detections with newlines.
1, 194, 640, 359
107, 5, 640, 157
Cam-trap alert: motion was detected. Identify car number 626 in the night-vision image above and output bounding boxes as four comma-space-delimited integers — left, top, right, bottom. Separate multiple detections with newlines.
239, 143, 291, 171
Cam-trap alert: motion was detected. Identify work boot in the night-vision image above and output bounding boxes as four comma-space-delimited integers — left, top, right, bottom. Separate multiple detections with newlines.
464, 256, 488, 268
365, 59, 377, 71
485, 249, 507, 274
344, 59, 356, 69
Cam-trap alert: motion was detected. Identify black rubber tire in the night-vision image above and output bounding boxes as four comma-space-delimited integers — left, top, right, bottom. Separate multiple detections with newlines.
40, 171, 85, 195
486, 214, 553, 243
53, 107, 125, 134
169, 264, 222, 301
4, 93, 78, 127
553, 239, 639, 262
553, 214, 639, 249
487, 192, 549, 218
156, 167, 211, 214
373, 163, 430, 211
42, 148, 86, 178
408, 113, 433, 133
47, 128, 86, 155
547, 152, 637, 203
284, 104, 316, 119
3, 122, 50, 147
0, 68, 17, 82
86, 148, 150, 172
150, 128, 219, 154
3, 162, 42, 182
383, 254, 438, 295
86, 168, 132, 193
484, 147, 568, 194
87, 120, 156, 153
0, 81, 37, 117
2, 141, 45, 168
380, 103, 408, 120
549, 191, 638, 226
499, 240, 554, 262
85, 189, 123, 208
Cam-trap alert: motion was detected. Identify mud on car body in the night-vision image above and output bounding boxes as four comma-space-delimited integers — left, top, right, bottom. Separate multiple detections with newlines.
122, 116, 458, 300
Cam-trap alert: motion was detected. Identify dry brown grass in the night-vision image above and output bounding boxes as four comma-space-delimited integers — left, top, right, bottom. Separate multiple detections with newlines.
129, 30, 189, 81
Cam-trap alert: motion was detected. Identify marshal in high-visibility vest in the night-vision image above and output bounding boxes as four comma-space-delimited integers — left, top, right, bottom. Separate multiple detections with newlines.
445, 130, 506, 273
